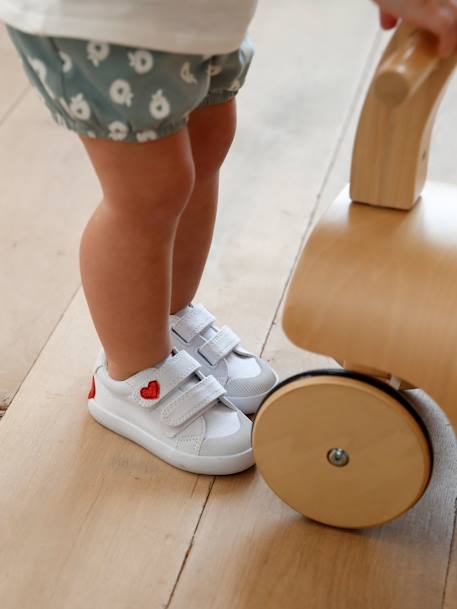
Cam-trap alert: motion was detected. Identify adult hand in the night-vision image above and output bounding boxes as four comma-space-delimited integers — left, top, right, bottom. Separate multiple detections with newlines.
373, 0, 457, 56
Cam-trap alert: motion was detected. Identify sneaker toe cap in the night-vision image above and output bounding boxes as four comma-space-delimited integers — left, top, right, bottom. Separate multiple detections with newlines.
199, 408, 252, 458
225, 358, 278, 399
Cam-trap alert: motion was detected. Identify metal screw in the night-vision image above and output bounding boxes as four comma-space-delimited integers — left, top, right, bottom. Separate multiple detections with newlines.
327, 448, 350, 467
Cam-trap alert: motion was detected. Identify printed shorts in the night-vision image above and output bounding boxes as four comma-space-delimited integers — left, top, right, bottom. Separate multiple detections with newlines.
6, 27, 254, 143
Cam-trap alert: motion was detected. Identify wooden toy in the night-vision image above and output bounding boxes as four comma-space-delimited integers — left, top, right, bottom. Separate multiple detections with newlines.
252, 24, 457, 529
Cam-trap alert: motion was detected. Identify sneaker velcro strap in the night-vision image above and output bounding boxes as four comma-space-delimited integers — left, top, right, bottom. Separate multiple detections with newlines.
132, 350, 201, 408
160, 375, 225, 434
198, 326, 241, 366
157, 350, 202, 395
171, 304, 216, 343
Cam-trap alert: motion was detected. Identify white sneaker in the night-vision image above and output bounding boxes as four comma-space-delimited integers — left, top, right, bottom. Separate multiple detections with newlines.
169, 303, 279, 414
87, 349, 254, 475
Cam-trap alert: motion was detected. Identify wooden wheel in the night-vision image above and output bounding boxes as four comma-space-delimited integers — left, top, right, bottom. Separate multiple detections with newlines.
252, 370, 432, 529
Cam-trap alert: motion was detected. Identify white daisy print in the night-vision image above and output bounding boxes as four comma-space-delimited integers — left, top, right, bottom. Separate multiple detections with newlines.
149, 90, 171, 120
28, 57, 46, 80
180, 62, 197, 85
59, 51, 73, 73
207, 64, 223, 77
87, 41, 110, 66
69, 93, 91, 120
86, 131, 96, 138
128, 50, 154, 74
136, 130, 158, 143
109, 79, 134, 107
108, 121, 129, 140
27, 56, 56, 99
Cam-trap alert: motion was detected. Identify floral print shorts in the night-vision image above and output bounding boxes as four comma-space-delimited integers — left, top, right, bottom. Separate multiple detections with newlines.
6, 27, 254, 143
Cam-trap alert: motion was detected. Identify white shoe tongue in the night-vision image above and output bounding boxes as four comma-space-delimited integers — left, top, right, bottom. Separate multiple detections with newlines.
173, 377, 196, 398
200, 325, 217, 340
174, 304, 218, 340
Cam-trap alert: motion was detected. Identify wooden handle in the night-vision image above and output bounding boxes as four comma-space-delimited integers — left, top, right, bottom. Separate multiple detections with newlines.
374, 30, 440, 106
351, 22, 457, 210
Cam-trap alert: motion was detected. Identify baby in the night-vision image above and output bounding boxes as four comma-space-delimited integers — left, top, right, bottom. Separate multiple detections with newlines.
0, 0, 455, 476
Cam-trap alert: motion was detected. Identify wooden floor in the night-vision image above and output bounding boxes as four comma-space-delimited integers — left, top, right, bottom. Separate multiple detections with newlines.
1, 1, 457, 607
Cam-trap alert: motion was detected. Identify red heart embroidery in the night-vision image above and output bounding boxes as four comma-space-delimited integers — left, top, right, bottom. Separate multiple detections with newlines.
140, 380, 160, 400
88, 376, 96, 399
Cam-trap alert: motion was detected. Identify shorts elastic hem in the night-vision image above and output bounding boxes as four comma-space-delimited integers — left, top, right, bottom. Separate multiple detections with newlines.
198, 90, 239, 108
49, 111, 189, 143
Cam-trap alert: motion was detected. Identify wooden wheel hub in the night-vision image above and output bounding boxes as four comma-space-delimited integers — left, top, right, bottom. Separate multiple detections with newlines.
253, 372, 432, 529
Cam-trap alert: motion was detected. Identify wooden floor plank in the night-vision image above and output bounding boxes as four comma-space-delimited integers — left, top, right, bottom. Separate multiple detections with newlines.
0, 289, 213, 609
0, 91, 99, 408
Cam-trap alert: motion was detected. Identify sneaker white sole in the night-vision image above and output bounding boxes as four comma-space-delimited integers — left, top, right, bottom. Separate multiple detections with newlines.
88, 397, 255, 476
227, 370, 280, 414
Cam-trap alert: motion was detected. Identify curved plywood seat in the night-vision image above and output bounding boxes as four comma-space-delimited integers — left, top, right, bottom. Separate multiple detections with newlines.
283, 181, 457, 432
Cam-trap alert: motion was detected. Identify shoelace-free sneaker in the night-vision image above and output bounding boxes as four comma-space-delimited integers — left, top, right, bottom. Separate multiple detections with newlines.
88, 349, 254, 475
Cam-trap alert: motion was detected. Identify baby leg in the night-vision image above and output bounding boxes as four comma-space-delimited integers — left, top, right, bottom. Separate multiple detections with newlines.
170, 99, 237, 313
79, 130, 195, 381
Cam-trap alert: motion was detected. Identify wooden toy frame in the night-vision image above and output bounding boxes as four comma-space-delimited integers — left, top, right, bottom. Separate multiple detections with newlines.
253, 24, 457, 529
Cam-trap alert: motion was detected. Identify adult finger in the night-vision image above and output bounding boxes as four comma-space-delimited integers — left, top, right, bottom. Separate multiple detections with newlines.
380, 9, 399, 29
429, 7, 457, 56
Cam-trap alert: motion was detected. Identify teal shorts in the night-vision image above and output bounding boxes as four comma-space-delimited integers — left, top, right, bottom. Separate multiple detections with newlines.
6, 27, 254, 143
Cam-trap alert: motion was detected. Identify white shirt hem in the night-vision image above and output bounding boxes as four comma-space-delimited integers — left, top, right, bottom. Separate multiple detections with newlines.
0, 4, 247, 55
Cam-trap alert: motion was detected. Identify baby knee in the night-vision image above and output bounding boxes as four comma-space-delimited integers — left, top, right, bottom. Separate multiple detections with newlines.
190, 105, 237, 179
194, 125, 236, 178
103, 156, 195, 222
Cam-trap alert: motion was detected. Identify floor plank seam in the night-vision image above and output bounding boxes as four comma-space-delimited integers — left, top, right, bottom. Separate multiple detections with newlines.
0, 85, 30, 128
258, 32, 382, 361
164, 476, 216, 609
0, 282, 82, 414
442, 495, 457, 609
